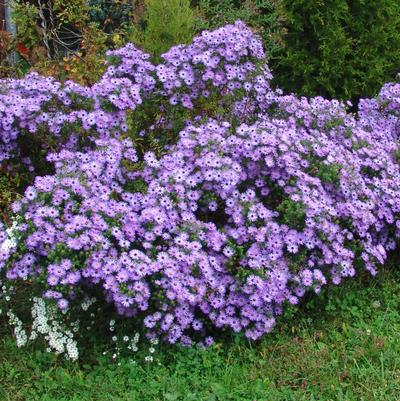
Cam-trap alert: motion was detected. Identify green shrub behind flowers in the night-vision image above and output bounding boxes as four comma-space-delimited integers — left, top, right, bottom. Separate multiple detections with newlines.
272, 0, 400, 104
194, 0, 400, 105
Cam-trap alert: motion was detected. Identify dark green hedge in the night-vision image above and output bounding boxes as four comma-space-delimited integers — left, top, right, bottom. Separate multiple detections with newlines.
193, 0, 400, 104
274, 0, 400, 103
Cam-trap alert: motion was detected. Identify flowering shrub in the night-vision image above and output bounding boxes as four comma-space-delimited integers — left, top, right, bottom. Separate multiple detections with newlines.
1, 21, 400, 355
155, 20, 266, 108
0, 21, 267, 165
0, 70, 136, 163
138, 111, 400, 339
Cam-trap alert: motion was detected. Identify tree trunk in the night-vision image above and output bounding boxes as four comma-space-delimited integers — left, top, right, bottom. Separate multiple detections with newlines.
0, 0, 6, 31
132, 0, 145, 24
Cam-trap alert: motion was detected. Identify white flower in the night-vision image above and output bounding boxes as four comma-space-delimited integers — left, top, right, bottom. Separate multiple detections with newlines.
1, 220, 19, 251
1, 238, 17, 251
150, 338, 159, 345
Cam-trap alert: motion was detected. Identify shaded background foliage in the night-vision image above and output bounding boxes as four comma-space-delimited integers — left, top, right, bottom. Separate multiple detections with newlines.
127, 0, 195, 58
272, 0, 400, 105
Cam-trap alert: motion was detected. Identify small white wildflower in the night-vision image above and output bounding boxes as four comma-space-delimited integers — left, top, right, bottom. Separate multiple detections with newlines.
150, 338, 159, 345
372, 301, 381, 309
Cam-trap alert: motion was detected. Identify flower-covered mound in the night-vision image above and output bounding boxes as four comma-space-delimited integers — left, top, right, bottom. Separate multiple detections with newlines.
1, 21, 400, 353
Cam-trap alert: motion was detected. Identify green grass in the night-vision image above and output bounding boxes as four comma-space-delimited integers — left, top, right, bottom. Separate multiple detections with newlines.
1, 266, 400, 401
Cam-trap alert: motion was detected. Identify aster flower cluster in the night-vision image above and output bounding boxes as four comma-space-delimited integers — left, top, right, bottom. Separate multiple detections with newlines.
3, 138, 151, 310
138, 112, 400, 339
102, 43, 156, 92
3, 110, 400, 345
156, 20, 268, 109
0, 42, 162, 163
0, 21, 267, 164
1, 22, 400, 351
0, 135, 229, 345
0, 72, 128, 162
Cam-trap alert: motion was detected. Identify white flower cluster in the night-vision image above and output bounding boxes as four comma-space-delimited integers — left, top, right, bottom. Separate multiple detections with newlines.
127, 332, 140, 353
7, 309, 28, 347
0, 220, 18, 252
80, 296, 96, 311
1, 285, 28, 347
104, 320, 159, 364
0, 284, 161, 363
0, 283, 13, 302
0, 287, 79, 361
30, 297, 79, 360
145, 337, 159, 363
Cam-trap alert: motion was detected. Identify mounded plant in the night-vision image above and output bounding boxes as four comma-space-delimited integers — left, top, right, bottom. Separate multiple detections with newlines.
0, 21, 400, 359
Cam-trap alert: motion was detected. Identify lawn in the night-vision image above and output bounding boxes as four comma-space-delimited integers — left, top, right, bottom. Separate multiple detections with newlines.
1, 265, 400, 401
